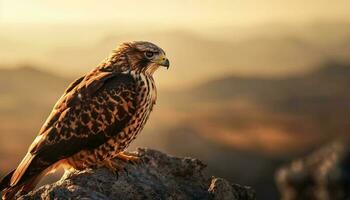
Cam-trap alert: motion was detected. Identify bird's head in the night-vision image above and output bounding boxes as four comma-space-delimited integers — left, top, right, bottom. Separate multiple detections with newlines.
106, 41, 169, 75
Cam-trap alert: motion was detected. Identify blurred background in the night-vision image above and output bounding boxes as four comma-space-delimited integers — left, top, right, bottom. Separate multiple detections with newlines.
1, 0, 350, 199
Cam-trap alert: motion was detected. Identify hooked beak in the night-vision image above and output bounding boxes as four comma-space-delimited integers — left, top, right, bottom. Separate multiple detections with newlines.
156, 55, 170, 69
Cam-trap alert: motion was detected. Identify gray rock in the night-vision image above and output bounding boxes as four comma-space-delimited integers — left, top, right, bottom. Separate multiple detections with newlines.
19, 148, 255, 200
276, 142, 350, 200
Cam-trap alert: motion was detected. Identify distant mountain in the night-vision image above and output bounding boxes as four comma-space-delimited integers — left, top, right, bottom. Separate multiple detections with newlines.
2, 22, 350, 89
187, 60, 350, 130
189, 61, 350, 102
0, 65, 69, 89
308, 61, 350, 78
0, 66, 71, 115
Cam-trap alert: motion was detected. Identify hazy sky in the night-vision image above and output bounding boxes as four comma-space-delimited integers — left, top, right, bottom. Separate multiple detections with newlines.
0, 0, 349, 88
1, 0, 350, 28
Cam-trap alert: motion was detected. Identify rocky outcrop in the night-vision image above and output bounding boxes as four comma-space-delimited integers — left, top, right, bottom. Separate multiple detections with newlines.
276, 142, 350, 200
19, 148, 255, 200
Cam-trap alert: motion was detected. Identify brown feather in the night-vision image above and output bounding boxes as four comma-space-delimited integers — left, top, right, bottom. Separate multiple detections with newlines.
3, 172, 44, 200
0, 170, 15, 191
10, 153, 35, 186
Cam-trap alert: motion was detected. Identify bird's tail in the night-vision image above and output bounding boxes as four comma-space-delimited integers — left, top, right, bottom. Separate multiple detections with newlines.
1, 151, 60, 199
0, 170, 14, 192
0, 170, 43, 200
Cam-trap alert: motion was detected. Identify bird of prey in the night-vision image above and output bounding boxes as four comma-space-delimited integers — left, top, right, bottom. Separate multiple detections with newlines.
0, 41, 170, 199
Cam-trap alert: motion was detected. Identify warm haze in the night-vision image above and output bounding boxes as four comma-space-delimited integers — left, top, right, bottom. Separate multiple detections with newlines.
1, 1, 350, 199
1, 0, 350, 88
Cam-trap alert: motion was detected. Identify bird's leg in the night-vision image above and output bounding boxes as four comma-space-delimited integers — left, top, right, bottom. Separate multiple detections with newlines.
102, 159, 124, 174
116, 152, 140, 164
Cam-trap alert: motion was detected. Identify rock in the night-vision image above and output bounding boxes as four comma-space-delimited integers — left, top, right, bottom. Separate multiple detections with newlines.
208, 178, 255, 200
276, 142, 350, 200
19, 148, 255, 200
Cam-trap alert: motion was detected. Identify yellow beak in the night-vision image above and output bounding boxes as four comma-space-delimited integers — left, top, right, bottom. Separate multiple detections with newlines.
156, 55, 170, 69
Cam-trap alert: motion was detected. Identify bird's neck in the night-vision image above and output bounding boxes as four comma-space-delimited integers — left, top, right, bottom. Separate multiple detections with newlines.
144, 65, 159, 76
129, 70, 157, 105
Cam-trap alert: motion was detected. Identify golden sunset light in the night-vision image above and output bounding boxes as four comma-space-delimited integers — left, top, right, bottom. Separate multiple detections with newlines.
1, 1, 350, 199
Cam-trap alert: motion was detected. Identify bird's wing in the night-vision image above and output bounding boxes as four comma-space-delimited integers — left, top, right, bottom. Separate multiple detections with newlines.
10, 70, 137, 186
38, 75, 86, 135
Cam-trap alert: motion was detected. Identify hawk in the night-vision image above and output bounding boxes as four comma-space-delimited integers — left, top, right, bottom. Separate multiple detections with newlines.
0, 41, 169, 199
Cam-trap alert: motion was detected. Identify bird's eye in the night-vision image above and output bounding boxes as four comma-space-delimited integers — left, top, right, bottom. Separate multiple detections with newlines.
145, 51, 154, 59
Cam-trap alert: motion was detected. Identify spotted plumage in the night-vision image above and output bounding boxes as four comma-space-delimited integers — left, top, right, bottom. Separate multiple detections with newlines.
0, 41, 169, 199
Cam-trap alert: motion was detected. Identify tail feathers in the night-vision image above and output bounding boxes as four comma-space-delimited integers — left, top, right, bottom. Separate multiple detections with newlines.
1, 153, 54, 199
0, 170, 19, 200
2, 184, 22, 200
1, 173, 42, 200
10, 153, 35, 186
0, 170, 15, 191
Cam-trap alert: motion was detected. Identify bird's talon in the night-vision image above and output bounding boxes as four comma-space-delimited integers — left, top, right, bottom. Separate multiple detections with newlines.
116, 152, 141, 164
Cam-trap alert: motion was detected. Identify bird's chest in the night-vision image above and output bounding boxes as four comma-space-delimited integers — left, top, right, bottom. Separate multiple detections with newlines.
137, 73, 157, 107
113, 73, 156, 147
